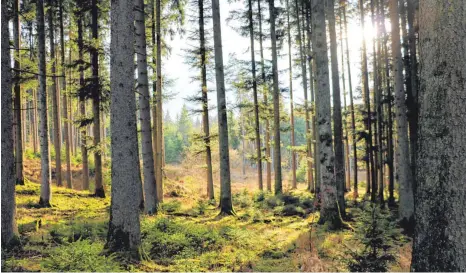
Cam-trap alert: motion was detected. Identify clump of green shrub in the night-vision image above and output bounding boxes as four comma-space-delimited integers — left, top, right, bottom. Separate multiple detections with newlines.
161, 200, 182, 213
346, 205, 398, 272
143, 218, 224, 263
41, 240, 122, 272
255, 192, 315, 217
49, 221, 107, 244
233, 189, 253, 208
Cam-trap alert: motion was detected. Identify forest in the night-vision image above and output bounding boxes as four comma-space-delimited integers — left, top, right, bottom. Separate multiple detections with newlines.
1, 0, 465, 271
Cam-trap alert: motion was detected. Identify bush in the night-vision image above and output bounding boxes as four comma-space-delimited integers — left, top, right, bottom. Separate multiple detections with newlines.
161, 200, 182, 213
41, 240, 122, 272
233, 189, 253, 208
145, 218, 224, 262
49, 221, 107, 244
346, 205, 397, 272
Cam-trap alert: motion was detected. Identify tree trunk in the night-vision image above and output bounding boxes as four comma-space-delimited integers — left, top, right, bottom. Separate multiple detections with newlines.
380, 2, 395, 207
13, 0, 24, 186
339, 6, 351, 192
406, 0, 418, 188
107, 0, 142, 253
91, 0, 104, 197
305, 5, 318, 193
198, 0, 214, 199
268, 0, 282, 195
2, 0, 18, 245
135, 0, 158, 213
155, 0, 164, 202
389, 0, 414, 225
248, 0, 263, 191
411, 0, 466, 270
77, 14, 89, 191
342, 3, 358, 199
312, 0, 343, 229
358, 0, 374, 196
327, 0, 345, 215
376, 0, 384, 206
286, 0, 296, 189
59, 0, 72, 189
212, 0, 234, 215
48, 0, 62, 187
295, 0, 312, 192
37, 0, 52, 207
370, 0, 380, 202
257, 0, 272, 191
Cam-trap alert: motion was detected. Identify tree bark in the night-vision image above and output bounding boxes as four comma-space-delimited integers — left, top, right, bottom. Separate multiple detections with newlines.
198, 0, 214, 199
327, 0, 345, 215
406, 0, 418, 190
77, 14, 89, 191
339, 5, 351, 192
2, 0, 18, 245
248, 0, 263, 191
257, 0, 272, 191
312, 0, 343, 229
13, 0, 24, 186
358, 0, 374, 196
342, 3, 358, 199
59, 0, 72, 189
212, 0, 234, 215
155, 0, 164, 202
268, 0, 282, 195
411, 0, 466, 270
380, 1, 395, 207
107, 0, 142, 253
286, 0, 296, 189
296, 0, 313, 192
390, 0, 414, 225
37, 0, 52, 206
135, 0, 158, 213
90, 0, 104, 197
48, 0, 62, 187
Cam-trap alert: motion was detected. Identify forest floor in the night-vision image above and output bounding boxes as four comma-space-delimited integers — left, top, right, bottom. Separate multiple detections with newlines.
2, 156, 412, 272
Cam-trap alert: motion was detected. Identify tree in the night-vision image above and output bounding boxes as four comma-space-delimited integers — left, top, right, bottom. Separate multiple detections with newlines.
76, 5, 89, 191
295, 0, 312, 192
48, 0, 62, 187
106, 0, 141, 253
411, 0, 466, 270
91, 0, 104, 197
38, 0, 52, 207
327, 0, 345, 216
285, 0, 296, 189
212, 0, 234, 215
135, 0, 158, 214
2, 0, 18, 245
59, 0, 72, 188
155, 0, 164, 202
389, 0, 413, 225
358, 0, 375, 195
247, 0, 263, 191
342, 1, 358, 199
197, 0, 215, 200
268, 0, 282, 194
312, 0, 343, 229
257, 0, 272, 191
13, 0, 24, 186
